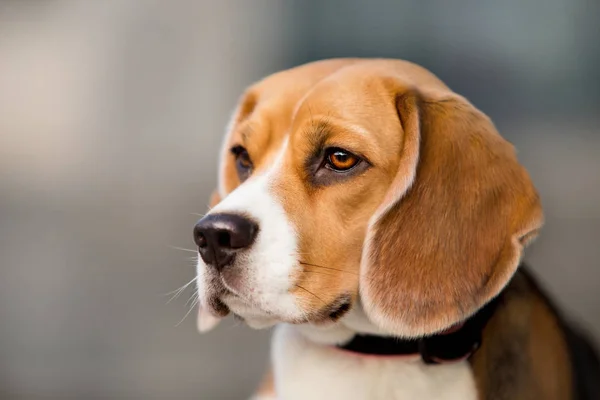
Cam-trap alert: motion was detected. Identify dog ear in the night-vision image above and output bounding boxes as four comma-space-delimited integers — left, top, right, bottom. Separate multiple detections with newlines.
360, 88, 543, 338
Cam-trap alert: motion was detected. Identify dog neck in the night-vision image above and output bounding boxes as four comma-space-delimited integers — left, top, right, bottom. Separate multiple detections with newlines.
295, 297, 499, 364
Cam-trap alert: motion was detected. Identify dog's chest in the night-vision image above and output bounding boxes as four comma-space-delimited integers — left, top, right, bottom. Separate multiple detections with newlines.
271, 325, 478, 400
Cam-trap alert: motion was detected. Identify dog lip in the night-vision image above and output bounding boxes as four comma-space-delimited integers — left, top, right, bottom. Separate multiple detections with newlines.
220, 289, 269, 314
289, 294, 353, 325
327, 300, 352, 321
207, 296, 230, 317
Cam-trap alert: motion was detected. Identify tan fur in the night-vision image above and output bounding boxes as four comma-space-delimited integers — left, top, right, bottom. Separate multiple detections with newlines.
209, 190, 221, 208
218, 59, 542, 329
361, 87, 543, 337
219, 59, 362, 196
212, 59, 551, 398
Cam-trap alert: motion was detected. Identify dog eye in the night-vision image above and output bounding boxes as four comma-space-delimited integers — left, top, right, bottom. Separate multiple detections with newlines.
230, 145, 253, 181
324, 148, 361, 172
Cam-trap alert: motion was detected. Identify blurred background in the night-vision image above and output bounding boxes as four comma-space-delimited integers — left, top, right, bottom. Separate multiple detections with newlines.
1, 0, 598, 398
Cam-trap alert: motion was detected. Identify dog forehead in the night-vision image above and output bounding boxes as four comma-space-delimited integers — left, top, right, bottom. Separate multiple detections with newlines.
258, 65, 378, 114
223, 59, 451, 187
249, 59, 450, 120
294, 76, 392, 124
250, 58, 360, 99
236, 61, 359, 138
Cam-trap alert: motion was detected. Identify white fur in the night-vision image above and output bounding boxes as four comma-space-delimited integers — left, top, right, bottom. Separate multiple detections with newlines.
206, 106, 477, 400
196, 304, 221, 332
294, 301, 390, 345
197, 139, 307, 326
272, 323, 478, 400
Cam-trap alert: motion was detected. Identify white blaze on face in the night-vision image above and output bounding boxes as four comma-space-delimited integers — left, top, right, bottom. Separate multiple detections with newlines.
196, 139, 304, 326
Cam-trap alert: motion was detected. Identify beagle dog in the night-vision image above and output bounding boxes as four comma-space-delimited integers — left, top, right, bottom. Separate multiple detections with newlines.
192, 58, 599, 399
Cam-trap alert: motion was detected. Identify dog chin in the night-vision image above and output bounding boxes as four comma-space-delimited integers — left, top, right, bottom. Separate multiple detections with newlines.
221, 295, 277, 327
226, 293, 355, 331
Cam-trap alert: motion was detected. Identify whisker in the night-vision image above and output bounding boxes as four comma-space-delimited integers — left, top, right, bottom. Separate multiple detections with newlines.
294, 284, 327, 305
300, 269, 340, 278
243, 275, 337, 288
191, 212, 206, 217
298, 261, 359, 276
168, 245, 198, 254
165, 276, 197, 303
164, 275, 196, 296
176, 295, 199, 327
186, 288, 199, 306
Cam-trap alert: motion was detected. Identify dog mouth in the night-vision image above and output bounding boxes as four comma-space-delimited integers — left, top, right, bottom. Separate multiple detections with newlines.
202, 274, 232, 317
204, 269, 353, 326
214, 291, 353, 327
236, 293, 353, 325
207, 295, 230, 317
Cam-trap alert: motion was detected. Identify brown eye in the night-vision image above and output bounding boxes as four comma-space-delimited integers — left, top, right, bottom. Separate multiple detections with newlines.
230, 145, 253, 181
325, 148, 360, 172
237, 150, 252, 169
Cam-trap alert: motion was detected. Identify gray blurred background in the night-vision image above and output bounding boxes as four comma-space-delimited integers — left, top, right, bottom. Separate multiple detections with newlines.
0, 1, 598, 399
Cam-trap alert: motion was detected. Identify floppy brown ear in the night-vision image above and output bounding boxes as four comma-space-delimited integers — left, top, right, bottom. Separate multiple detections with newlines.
360, 88, 543, 338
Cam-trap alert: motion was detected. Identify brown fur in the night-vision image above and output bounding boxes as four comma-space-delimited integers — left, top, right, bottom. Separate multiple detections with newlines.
470, 271, 572, 399
212, 58, 576, 398
209, 190, 221, 208
218, 59, 542, 329
254, 270, 575, 399
361, 88, 543, 337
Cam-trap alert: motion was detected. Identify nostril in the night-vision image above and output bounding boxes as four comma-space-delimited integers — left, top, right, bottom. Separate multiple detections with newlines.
193, 213, 258, 269
196, 233, 208, 248
216, 231, 231, 248
193, 224, 209, 249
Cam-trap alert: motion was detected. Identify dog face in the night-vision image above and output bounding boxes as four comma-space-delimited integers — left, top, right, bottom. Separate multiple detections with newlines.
194, 59, 543, 337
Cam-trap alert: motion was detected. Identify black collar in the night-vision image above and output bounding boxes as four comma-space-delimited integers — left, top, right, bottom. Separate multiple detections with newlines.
337, 297, 499, 364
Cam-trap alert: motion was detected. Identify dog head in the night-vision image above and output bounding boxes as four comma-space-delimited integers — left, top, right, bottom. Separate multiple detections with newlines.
193, 59, 543, 337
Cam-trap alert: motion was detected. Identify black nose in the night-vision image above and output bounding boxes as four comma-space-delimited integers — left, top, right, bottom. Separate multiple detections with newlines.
193, 213, 259, 270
